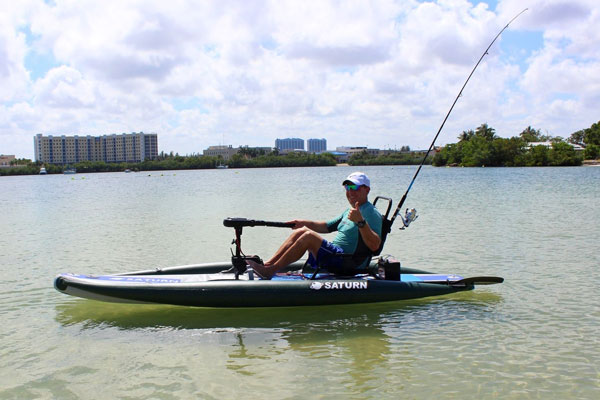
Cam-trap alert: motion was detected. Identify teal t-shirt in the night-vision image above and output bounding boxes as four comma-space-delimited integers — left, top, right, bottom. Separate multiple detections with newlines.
326, 202, 382, 253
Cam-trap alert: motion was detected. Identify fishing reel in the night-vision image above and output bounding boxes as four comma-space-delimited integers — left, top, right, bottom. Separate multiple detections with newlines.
398, 208, 418, 230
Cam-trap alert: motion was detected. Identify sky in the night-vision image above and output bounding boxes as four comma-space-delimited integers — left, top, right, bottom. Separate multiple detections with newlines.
1, 0, 598, 159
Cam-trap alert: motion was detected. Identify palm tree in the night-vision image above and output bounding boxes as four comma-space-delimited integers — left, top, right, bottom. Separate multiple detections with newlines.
519, 126, 542, 142
475, 124, 496, 140
458, 129, 475, 142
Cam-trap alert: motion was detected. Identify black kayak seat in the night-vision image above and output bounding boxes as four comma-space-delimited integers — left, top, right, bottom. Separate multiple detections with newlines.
305, 196, 393, 278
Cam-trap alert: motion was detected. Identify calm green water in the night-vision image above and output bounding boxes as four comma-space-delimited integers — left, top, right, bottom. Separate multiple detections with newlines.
1, 166, 598, 399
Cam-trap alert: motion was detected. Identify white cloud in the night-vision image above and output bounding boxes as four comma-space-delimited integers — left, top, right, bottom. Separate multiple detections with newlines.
0, 0, 598, 159
34, 65, 97, 108
0, 13, 31, 103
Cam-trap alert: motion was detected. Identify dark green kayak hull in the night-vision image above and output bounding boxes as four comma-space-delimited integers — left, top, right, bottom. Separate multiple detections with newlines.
54, 261, 478, 308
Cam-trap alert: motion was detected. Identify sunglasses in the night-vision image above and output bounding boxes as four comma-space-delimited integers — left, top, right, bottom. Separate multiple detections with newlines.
344, 184, 362, 191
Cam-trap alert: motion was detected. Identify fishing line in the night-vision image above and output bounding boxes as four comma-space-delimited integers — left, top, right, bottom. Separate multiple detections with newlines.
389, 8, 528, 227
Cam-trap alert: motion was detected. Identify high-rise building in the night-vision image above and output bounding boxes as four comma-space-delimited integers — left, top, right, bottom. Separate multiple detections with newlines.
275, 138, 304, 151
34, 132, 158, 164
307, 138, 327, 153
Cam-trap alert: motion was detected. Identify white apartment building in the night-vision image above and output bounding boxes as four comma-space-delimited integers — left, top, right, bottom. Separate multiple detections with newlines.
34, 132, 158, 164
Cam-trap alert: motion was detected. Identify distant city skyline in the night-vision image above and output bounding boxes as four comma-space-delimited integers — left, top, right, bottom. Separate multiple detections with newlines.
21, 133, 402, 162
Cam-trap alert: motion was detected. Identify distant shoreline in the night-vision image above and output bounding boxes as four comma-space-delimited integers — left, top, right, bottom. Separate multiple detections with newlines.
3, 160, 600, 176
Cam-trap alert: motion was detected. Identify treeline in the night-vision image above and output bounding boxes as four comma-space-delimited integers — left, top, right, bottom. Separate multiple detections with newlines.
0, 156, 221, 176
0, 152, 336, 176
349, 151, 431, 166
568, 121, 600, 159
228, 152, 336, 168
432, 122, 600, 167
0, 163, 46, 176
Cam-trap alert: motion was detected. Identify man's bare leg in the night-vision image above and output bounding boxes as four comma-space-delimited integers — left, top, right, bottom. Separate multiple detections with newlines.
249, 229, 323, 278
264, 228, 308, 266
271, 230, 322, 269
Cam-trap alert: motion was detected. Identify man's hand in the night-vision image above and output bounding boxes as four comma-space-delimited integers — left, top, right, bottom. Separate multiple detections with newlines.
287, 219, 306, 229
349, 201, 381, 251
347, 202, 364, 224
287, 219, 329, 233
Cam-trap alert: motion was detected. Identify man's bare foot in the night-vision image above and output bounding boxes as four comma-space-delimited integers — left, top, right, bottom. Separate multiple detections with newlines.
246, 259, 275, 279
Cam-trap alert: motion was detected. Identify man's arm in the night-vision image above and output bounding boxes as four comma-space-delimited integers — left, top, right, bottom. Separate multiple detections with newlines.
347, 202, 381, 252
287, 219, 329, 234
357, 221, 381, 252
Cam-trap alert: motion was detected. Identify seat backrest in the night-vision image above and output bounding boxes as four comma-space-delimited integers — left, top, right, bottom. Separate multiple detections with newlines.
373, 216, 392, 256
372, 196, 393, 256
352, 215, 390, 259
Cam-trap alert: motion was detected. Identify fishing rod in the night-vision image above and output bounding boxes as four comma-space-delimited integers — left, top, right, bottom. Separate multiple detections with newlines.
390, 8, 528, 229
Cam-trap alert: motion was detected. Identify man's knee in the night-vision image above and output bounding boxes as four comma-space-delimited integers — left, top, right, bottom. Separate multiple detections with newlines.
287, 227, 307, 241
298, 226, 313, 234
298, 230, 323, 251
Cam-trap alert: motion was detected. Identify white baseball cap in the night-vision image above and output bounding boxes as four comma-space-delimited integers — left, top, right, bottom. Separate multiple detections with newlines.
343, 172, 370, 187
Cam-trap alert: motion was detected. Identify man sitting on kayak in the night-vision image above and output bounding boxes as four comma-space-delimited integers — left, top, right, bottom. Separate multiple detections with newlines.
247, 172, 382, 279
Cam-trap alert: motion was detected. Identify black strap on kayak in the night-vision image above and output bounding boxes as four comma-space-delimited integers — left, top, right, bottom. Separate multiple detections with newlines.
389, 9, 528, 229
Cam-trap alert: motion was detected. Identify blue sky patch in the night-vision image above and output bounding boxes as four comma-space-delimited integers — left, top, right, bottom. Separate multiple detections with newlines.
469, 0, 498, 10
499, 30, 544, 71
21, 26, 61, 81
24, 51, 61, 81
171, 97, 208, 113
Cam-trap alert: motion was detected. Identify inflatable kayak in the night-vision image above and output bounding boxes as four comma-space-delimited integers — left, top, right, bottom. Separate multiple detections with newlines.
54, 213, 503, 308
54, 260, 503, 308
